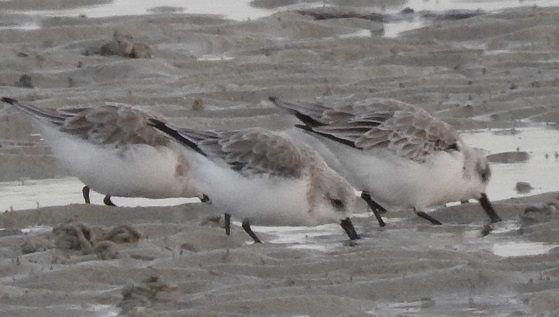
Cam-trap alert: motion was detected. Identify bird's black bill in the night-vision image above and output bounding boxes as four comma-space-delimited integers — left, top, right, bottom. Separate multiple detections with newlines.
340, 218, 360, 240
479, 193, 502, 223
360, 192, 386, 227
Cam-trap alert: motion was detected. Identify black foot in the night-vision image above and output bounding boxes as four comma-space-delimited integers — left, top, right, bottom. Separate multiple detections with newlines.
360, 192, 386, 227
242, 219, 262, 243
201, 194, 210, 203
82, 186, 91, 204
415, 210, 442, 225
103, 195, 116, 207
224, 213, 231, 236
340, 217, 360, 240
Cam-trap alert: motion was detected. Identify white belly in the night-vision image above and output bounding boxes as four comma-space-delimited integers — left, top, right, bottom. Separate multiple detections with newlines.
319, 139, 474, 210
187, 153, 317, 226
39, 126, 200, 199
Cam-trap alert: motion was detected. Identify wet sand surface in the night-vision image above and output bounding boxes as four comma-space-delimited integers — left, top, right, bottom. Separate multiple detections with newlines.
1, 0, 559, 316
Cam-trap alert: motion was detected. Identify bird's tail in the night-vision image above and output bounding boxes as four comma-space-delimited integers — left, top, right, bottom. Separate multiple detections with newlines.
1, 97, 66, 126
147, 118, 207, 157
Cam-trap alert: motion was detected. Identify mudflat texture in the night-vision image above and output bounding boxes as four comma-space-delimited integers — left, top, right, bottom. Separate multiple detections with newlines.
1, 1, 559, 316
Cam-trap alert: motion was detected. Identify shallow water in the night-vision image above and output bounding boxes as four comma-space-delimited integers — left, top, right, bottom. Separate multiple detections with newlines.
492, 241, 558, 257
0, 177, 198, 212
462, 126, 559, 201
256, 223, 343, 251
395, 0, 558, 12
17, 0, 558, 19
9, 0, 559, 36
12, 0, 271, 21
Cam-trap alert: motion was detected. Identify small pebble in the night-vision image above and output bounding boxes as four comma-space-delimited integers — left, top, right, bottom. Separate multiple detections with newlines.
515, 182, 533, 194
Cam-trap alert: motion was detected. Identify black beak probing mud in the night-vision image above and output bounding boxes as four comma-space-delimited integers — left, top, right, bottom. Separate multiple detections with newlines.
341, 218, 360, 240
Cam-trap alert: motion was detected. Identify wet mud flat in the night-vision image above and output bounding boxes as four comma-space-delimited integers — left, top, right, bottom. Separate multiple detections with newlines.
1, 1, 559, 316
1, 193, 559, 316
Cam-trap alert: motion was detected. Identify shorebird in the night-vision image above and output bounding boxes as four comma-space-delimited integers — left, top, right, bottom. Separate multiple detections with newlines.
1, 97, 207, 205
269, 96, 502, 227
148, 119, 359, 243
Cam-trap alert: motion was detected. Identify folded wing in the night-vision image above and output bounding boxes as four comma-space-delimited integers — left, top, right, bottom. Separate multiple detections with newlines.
270, 97, 460, 162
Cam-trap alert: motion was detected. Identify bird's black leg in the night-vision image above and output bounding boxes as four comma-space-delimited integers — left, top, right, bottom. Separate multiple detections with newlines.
478, 193, 502, 223
224, 213, 231, 236
414, 209, 442, 225
365, 196, 388, 214
82, 186, 91, 204
360, 192, 386, 227
103, 195, 116, 207
241, 219, 262, 243
200, 194, 210, 203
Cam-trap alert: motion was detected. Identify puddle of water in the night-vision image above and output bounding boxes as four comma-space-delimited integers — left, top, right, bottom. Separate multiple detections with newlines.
384, 18, 426, 38
39, 304, 119, 317
329, 28, 373, 40
259, 225, 336, 244
384, 299, 436, 314
5, 0, 557, 36
197, 54, 235, 62
395, 0, 558, 13
248, 223, 342, 251
461, 126, 559, 201
0, 22, 40, 31
11, 0, 272, 21
492, 241, 558, 257
91, 304, 120, 317
20, 225, 52, 234
488, 220, 521, 234
0, 177, 199, 212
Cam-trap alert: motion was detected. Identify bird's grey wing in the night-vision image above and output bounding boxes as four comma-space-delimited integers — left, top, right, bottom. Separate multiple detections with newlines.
60, 105, 168, 146
272, 97, 459, 161
2, 98, 167, 146
190, 128, 306, 178
355, 108, 460, 161
270, 96, 332, 128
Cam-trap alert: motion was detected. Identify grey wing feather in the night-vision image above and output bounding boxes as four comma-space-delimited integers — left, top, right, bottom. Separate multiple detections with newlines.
178, 128, 306, 178
353, 104, 460, 160
273, 97, 459, 161
6, 99, 167, 146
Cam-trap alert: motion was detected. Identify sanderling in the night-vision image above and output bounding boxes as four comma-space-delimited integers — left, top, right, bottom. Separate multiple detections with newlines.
269, 96, 502, 227
1, 97, 207, 205
148, 119, 359, 243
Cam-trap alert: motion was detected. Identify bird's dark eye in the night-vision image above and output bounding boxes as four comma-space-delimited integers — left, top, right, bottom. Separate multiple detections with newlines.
330, 198, 344, 209
448, 143, 459, 151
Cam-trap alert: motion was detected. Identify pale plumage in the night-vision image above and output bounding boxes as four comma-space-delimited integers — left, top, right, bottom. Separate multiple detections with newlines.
149, 119, 359, 242
1, 97, 206, 204
270, 96, 502, 226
